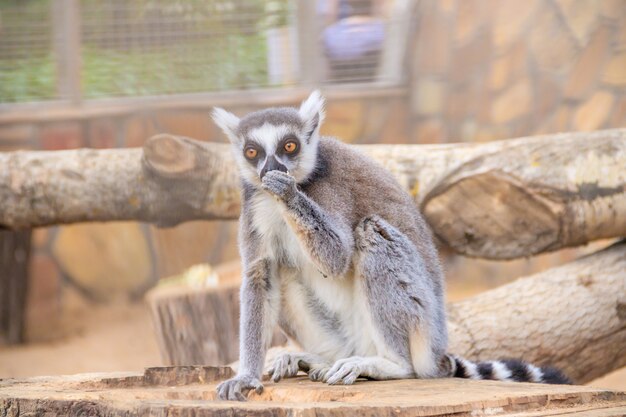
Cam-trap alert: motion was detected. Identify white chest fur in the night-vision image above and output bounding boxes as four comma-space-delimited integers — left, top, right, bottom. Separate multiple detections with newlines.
249, 192, 391, 363
249, 193, 308, 266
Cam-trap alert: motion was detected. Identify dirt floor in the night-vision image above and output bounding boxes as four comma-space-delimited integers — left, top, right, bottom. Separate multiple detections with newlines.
0, 302, 161, 378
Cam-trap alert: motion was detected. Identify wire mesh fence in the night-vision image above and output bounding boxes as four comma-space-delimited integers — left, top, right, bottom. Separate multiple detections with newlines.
0, 1, 55, 102
0, 0, 408, 104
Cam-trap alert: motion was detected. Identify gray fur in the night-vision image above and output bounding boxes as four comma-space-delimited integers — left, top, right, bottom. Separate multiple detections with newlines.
237, 107, 303, 137
215, 91, 448, 401
354, 215, 447, 376
301, 283, 345, 336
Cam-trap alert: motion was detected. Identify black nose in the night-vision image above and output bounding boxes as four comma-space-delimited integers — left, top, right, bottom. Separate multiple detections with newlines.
260, 156, 288, 179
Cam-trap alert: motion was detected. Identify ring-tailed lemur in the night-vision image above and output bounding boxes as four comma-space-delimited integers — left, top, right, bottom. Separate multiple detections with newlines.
212, 91, 570, 401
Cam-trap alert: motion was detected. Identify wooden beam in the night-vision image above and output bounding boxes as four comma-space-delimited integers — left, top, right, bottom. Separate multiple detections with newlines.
51, 0, 82, 104
0, 229, 31, 345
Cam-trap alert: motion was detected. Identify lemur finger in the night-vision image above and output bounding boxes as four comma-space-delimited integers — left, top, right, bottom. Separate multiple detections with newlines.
287, 358, 300, 376
227, 381, 242, 401
253, 382, 264, 395
271, 365, 283, 382
325, 358, 349, 380
270, 357, 285, 382
342, 369, 360, 385
216, 382, 227, 400
264, 170, 293, 180
327, 363, 358, 385
308, 367, 329, 382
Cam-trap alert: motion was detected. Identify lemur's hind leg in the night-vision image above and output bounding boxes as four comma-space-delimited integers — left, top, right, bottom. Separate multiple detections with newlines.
325, 215, 448, 385
268, 352, 331, 382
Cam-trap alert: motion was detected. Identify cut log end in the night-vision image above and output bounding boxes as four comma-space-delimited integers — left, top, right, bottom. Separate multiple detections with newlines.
143, 134, 198, 178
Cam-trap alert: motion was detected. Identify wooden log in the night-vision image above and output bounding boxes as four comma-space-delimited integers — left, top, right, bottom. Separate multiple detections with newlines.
0, 135, 238, 228
145, 263, 285, 366
364, 129, 626, 259
1, 129, 624, 259
448, 240, 626, 384
148, 242, 625, 384
0, 229, 31, 345
1, 366, 625, 416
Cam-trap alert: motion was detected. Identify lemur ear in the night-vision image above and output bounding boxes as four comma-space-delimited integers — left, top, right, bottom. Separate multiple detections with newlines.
299, 90, 326, 141
211, 107, 241, 145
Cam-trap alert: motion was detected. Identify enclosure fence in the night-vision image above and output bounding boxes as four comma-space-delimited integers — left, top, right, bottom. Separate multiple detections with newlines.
0, 0, 411, 104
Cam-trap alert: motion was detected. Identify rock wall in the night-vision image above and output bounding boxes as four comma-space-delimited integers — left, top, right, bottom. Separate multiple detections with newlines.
410, 0, 625, 143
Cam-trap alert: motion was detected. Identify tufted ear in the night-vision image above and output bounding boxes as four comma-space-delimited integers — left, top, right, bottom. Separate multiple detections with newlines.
298, 90, 326, 141
211, 107, 241, 145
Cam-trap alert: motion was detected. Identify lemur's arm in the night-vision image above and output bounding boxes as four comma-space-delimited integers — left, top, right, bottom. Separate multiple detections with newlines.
262, 170, 354, 277
216, 214, 279, 401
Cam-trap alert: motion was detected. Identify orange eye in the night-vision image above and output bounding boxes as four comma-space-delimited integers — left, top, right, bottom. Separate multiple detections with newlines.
244, 147, 258, 159
284, 141, 298, 153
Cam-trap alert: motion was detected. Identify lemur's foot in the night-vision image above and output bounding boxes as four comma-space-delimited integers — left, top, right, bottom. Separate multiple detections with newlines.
268, 352, 330, 382
268, 353, 301, 382
325, 357, 369, 385
268, 352, 331, 383
308, 365, 331, 382
216, 374, 263, 401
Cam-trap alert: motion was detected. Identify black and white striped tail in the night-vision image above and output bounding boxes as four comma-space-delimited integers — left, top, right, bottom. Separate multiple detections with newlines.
450, 355, 571, 384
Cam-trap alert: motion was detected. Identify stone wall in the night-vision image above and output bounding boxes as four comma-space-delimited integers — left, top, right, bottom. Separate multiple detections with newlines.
0, 0, 624, 342
410, 0, 625, 143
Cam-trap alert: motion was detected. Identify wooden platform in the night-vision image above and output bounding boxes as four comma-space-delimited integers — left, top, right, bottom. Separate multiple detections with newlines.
1, 366, 625, 416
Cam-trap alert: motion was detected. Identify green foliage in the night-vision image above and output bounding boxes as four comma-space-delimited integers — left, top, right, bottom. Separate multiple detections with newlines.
80, 35, 269, 99
0, 0, 289, 103
0, 56, 56, 102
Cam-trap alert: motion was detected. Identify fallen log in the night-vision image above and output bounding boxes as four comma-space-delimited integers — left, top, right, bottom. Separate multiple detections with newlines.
1, 129, 624, 259
149, 241, 626, 384
0, 135, 239, 229
1, 366, 625, 416
448, 240, 626, 384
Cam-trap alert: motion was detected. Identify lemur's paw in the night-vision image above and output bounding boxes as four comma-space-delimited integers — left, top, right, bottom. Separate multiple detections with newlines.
261, 170, 297, 201
308, 366, 331, 382
325, 357, 365, 385
216, 375, 263, 401
268, 353, 301, 382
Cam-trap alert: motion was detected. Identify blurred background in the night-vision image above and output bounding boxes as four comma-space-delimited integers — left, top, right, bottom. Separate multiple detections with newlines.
0, 0, 624, 388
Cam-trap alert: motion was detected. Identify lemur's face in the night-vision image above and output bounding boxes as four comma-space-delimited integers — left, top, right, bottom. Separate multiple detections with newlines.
212, 91, 325, 186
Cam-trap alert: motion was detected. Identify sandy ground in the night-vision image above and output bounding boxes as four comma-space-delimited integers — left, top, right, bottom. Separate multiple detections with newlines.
0, 303, 161, 378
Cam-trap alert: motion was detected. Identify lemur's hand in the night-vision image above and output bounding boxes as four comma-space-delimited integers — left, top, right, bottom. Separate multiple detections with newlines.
216, 374, 263, 401
261, 170, 298, 202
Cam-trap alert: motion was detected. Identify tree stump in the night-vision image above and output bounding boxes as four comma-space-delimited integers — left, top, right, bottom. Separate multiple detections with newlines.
0, 229, 31, 345
146, 262, 285, 366
1, 366, 625, 416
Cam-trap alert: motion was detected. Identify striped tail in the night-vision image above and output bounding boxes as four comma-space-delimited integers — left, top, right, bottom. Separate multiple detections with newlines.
450, 355, 571, 384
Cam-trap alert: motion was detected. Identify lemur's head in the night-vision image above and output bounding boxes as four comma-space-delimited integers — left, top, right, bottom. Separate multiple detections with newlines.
212, 90, 325, 186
